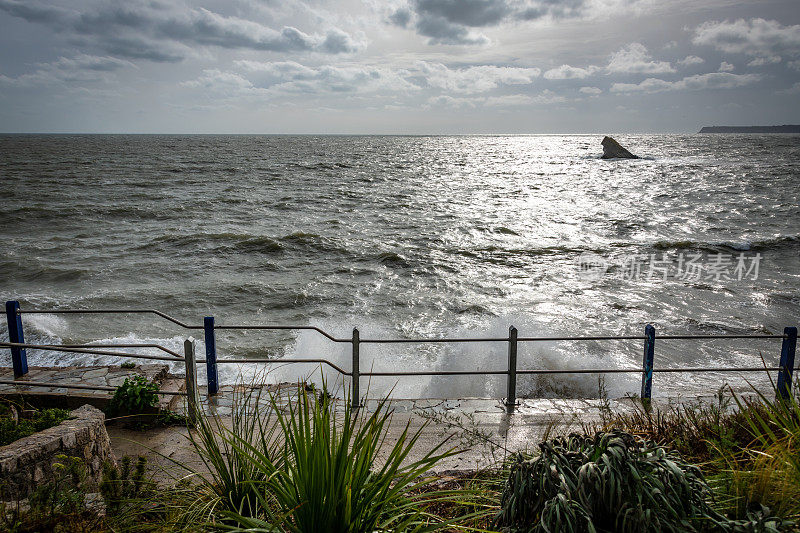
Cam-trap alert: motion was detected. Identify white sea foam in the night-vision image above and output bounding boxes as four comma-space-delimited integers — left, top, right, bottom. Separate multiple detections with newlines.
25, 313, 69, 340
252, 315, 636, 400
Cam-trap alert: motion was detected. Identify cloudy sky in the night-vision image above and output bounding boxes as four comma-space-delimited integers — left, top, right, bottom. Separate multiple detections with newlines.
1, 0, 798, 133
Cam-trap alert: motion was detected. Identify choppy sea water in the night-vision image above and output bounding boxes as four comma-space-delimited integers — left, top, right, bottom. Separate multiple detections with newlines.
1, 134, 798, 399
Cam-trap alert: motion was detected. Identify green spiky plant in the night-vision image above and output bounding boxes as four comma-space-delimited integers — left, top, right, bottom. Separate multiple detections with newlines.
221, 381, 460, 532
496, 430, 724, 533
178, 383, 283, 523
175, 376, 466, 532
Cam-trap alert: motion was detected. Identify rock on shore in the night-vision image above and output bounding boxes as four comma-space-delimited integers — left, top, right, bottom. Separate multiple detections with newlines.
601, 136, 639, 159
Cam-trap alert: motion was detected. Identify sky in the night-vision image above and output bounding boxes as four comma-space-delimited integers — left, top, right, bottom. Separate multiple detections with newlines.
0, 0, 799, 134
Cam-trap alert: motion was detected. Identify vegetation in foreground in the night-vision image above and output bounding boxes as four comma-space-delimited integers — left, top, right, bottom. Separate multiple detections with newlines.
2, 376, 800, 532
0, 400, 72, 446
498, 430, 720, 532
105, 373, 188, 429
596, 384, 800, 529
178, 380, 472, 532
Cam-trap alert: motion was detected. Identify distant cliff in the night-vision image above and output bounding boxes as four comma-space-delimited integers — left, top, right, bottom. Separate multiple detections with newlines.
699, 125, 800, 133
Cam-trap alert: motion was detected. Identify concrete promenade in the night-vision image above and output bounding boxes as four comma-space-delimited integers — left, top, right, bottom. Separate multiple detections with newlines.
0, 365, 693, 481
109, 387, 660, 482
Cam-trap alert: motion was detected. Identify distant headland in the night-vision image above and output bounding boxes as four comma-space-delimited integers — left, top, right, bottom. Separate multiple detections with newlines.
698, 125, 800, 133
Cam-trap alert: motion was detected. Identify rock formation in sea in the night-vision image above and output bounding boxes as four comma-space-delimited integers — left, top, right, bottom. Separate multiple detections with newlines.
601, 136, 639, 159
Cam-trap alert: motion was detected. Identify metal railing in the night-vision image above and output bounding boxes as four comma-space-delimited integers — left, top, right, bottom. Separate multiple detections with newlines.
3, 301, 798, 413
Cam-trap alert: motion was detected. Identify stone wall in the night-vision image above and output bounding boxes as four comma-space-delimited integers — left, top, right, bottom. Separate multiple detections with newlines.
0, 404, 116, 500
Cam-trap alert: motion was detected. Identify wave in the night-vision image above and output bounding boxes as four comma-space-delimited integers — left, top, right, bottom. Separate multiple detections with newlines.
289, 162, 344, 171
146, 231, 352, 256
0, 263, 88, 283
377, 251, 410, 267
493, 226, 520, 235
652, 234, 800, 253
447, 234, 800, 261
455, 244, 601, 260
280, 231, 321, 244
3, 205, 81, 223
233, 236, 284, 254
142, 231, 422, 268
260, 316, 637, 400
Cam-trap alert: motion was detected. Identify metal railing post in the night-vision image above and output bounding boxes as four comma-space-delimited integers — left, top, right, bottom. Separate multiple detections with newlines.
777, 326, 797, 401
351, 328, 360, 409
204, 316, 218, 396
641, 324, 655, 400
184, 337, 199, 424
505, 326, 518, 411
5, 301, 28, 377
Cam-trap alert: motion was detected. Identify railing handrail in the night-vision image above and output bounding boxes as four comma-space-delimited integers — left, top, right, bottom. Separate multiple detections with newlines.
0, 341, 190, 363
11, 306, 789, 343
56, 343, 182, 358
1, 340, 791, 375
4, 301, 797, 413
17, 308, 203, 330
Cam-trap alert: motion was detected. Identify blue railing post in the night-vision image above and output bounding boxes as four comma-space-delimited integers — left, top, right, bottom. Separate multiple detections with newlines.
204, 316, 218, 396
5, 300, 28, 377
641, 324, 655, 400
351, 328, 360, 409
777, 326, 797, 401
505, 326, 518, 411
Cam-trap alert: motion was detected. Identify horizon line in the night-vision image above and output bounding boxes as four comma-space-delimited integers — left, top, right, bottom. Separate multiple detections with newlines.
0, 131, 698, 136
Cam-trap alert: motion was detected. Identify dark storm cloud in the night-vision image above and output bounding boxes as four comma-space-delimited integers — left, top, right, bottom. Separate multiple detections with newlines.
415, 15, 490, 45
0, 0, 364, 62
393, 0, 589, 45
0, 54, 137, 87
152, 11, 317, 52
0, 0, 68, 24
414, 0, 510, 27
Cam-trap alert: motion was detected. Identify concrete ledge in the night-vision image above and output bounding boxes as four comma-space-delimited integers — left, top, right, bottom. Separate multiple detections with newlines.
0, 365, 178, 410
0, 405, 116, 500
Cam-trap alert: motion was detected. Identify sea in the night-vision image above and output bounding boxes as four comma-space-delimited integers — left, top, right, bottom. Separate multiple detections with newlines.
1, 134, 798, 399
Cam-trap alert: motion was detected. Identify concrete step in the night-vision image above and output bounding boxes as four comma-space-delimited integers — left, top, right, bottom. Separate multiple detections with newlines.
156, 377, 186, 412
0, 364, 173, 411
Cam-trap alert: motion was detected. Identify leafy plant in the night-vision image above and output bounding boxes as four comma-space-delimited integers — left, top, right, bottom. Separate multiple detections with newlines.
496, 430, 721, 532
121, 361, 137, 369
123, 410, 189, 431
0, 404, 72, 446
107, 375, 159, 417
29, 455, 88, 519
597, 376, 800, 526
